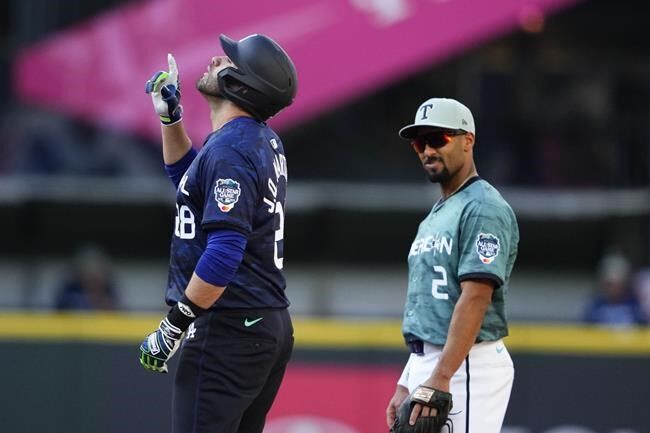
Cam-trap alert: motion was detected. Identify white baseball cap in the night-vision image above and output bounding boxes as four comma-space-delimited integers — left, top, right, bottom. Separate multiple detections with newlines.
398, 98, 475, 139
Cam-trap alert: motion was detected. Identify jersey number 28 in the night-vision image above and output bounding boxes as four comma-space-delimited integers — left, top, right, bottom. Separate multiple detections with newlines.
175, 204, 195, 239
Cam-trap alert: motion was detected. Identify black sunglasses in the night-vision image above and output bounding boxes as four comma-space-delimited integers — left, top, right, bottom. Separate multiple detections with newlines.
411, 129, 468, 153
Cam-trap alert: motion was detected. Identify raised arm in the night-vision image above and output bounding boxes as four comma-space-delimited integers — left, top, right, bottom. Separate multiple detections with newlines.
145, 53, 193, 165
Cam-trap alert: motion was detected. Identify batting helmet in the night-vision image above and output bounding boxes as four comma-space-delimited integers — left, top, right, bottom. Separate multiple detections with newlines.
218, 34, 297, 121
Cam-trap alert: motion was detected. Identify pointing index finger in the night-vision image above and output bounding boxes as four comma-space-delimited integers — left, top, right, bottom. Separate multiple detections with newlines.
167, 53, 178, 82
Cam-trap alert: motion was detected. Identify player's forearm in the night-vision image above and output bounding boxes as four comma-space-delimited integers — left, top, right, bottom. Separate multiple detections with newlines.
185, 229, 246, 309
430, 286, 491, 385
184, 273, 226, 309
161, 122, 193, 165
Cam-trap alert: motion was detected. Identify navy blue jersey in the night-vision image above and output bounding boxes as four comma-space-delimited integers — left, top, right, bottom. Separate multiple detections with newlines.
165, 117, 289, 310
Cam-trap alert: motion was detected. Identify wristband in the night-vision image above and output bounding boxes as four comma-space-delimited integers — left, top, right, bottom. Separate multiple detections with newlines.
167, 294, 207, 331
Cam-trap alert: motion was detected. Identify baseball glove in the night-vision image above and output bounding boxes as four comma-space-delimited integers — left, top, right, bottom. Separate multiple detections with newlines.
390, 386, 453, 433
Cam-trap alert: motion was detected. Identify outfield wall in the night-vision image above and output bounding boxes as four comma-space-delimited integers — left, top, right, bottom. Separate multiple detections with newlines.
0, 313, 648, 433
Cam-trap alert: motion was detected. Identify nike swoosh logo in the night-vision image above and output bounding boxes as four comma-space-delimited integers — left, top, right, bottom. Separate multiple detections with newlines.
496, 346, 505, 353
244, 317, 264, 327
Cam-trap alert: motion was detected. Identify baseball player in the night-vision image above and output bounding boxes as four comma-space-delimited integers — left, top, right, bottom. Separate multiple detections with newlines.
138, 34, 297, 433
386, 98, 519, 433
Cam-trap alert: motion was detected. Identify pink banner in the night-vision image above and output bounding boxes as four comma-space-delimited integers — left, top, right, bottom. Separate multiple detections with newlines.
14, 0, 580, 144
265, 363, 401, 433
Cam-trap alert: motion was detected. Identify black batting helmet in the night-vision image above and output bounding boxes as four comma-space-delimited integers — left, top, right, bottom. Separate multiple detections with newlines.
218, 34, 297, 121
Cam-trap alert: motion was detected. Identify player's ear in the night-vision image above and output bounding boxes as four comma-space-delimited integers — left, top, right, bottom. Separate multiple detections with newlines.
463, 133, 475, 151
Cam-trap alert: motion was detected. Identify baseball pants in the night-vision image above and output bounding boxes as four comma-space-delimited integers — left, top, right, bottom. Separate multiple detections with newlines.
400, 339, 514, 433
173, 308, 294, 433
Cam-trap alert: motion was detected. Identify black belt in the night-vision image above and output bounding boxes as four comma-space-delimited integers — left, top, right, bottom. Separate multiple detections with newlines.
406, 339, 424, 355
406, 337, 484, 355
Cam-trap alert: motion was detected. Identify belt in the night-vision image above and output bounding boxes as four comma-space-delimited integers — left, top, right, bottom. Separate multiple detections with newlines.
406, 337, 485, 354
407, 339, 424, 355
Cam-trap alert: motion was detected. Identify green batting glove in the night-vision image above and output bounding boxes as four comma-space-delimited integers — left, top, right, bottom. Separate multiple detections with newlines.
145, 53, 182, 125
139, 317, 183, 373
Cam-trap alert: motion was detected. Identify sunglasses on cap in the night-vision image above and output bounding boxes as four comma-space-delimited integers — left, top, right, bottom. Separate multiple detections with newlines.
411, 129, 468, 153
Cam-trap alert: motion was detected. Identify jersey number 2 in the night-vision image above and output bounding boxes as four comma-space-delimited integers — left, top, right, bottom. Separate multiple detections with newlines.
431, 265, 449, 300
273, 202, 284, 269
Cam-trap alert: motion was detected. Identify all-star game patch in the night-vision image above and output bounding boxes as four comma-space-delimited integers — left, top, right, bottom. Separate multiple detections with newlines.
476, 233, 500, 264
214, 178, 241, 212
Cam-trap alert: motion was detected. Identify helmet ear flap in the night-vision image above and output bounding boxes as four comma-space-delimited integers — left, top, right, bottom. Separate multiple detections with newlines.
219, 71, 246, 95
218, 69, 267, 120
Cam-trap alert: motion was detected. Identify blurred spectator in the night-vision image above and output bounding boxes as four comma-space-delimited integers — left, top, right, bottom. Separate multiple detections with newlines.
632, 269, 650, 323
0, 106, 162, 177
583, 251, 647, 327
55, 244, 120, 311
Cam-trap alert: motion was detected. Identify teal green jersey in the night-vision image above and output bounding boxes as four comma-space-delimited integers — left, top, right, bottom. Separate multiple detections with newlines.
402, 177, 519, 345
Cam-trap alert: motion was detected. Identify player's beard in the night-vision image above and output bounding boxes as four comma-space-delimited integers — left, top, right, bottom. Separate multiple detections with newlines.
423, 158, 451, 183
196, 73, 222, 98
426, 168, 451, 183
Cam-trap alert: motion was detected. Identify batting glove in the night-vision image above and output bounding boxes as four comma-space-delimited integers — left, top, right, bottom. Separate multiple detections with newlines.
145, 53, 182, 125
139, 317, 183, 373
